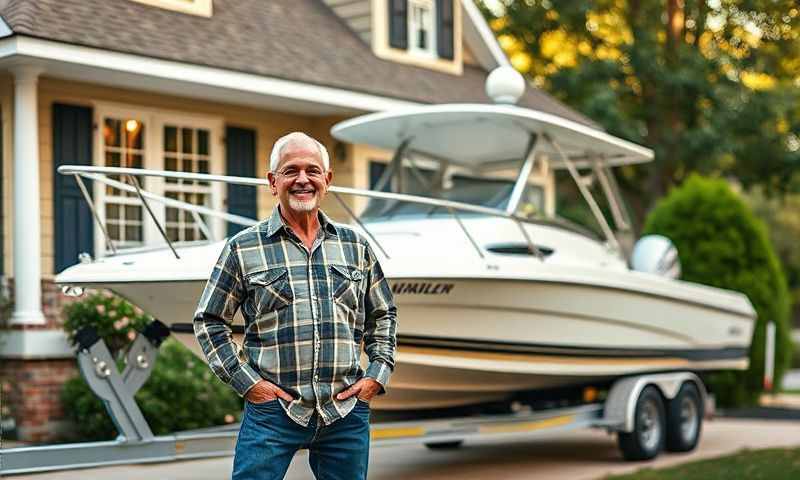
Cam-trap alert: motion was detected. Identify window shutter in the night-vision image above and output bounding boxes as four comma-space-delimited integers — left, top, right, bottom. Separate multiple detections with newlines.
53, 103, 94, 272
437, 0, 454, 59
226, 126, 257, 237
389, 0, 408, 49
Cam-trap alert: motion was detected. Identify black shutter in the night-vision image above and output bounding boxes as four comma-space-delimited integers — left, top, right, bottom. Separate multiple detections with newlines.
389, 0, 408, 49
226, 126, 257, 238
437, 0, 454, 60
53, 103, 94, 273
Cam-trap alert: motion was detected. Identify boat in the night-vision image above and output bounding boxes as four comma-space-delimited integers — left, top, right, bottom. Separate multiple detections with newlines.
56, 67, 756, 411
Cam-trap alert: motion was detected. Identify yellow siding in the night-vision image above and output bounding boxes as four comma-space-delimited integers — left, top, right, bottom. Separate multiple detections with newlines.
462, 42, 478, 66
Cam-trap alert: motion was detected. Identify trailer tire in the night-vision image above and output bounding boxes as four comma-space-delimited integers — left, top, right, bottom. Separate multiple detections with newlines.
617, 385, 666, 461
425, 441, 464, 450
665, 382, 703, 453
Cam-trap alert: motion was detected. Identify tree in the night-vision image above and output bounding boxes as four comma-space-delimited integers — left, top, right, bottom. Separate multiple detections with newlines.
644, 175, 792, 405
745, 188, 800, 328
479, 0, 800, 226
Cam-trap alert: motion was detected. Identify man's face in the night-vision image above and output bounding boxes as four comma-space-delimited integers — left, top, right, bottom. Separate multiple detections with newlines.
268, 143, 332, 216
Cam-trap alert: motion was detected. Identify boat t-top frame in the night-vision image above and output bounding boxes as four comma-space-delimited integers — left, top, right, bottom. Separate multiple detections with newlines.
328, 103, 655, 256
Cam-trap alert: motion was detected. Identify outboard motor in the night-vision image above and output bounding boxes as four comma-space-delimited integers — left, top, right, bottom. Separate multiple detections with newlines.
630, 235, 681, 279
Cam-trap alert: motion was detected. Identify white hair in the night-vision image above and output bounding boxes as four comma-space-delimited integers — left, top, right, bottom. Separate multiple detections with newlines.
269, 132, 330, 172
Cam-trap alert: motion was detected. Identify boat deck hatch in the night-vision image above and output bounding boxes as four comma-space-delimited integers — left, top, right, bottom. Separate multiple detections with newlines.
486, 242, 554, 257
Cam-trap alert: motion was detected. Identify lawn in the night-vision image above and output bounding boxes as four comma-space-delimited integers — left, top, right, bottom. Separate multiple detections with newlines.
604, 447, 800, 480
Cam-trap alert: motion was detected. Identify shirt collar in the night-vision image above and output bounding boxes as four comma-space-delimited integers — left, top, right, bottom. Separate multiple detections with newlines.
265, 205, 339, 239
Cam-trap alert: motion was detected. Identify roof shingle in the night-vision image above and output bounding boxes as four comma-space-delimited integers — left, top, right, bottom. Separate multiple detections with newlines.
0, 0, 598, 128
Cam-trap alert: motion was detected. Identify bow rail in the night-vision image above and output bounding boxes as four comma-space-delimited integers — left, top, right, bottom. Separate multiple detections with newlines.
57, 165, 548, 261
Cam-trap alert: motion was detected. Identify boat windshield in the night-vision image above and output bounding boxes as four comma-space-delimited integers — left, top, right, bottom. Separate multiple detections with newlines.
360, 165, 544, 220
359, 156, 601, 240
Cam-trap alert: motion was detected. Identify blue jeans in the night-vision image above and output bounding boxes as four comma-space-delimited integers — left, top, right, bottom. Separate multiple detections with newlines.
233, 399, 371, 480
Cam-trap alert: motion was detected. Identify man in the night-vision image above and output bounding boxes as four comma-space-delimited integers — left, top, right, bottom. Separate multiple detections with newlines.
194, 132, 397, 480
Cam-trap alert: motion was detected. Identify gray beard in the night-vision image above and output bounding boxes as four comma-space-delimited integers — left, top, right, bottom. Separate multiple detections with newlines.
288, 194, 318, 212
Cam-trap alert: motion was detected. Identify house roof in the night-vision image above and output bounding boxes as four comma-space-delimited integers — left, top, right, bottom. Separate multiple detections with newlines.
0, 0, 599, 128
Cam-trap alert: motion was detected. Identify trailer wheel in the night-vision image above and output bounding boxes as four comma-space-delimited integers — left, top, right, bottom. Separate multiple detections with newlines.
425, 440, 464, 450
665, 382, 703, 453
617, 385, 666, 461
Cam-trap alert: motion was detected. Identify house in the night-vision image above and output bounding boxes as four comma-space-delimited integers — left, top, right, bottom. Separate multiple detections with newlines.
0, 0, 596, 442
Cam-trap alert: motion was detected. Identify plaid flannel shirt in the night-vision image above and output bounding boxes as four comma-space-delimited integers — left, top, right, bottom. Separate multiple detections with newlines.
194, 206, 397, 426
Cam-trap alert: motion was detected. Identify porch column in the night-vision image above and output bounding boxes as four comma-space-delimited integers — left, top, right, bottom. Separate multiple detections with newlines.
10, 65, 45, 325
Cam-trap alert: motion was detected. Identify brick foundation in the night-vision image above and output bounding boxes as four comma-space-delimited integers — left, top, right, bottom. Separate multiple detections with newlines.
0, 358, 78, 443
1, 279, 82, 443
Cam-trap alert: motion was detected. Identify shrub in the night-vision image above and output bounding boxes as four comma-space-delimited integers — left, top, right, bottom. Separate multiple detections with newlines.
61, 294, 242, 440
643, 175, 792, 406
62, 292, 151, 357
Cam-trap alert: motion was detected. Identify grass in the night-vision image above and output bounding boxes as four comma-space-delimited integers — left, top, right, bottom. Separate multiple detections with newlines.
603, 447, 800, 480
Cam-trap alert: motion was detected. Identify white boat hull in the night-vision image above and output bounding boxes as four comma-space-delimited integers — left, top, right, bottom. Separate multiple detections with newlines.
78, 271, 752, 411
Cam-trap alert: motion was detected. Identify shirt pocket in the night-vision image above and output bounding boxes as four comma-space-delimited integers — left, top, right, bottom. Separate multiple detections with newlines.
329, 264, 362, 313
246, 267, 294, 314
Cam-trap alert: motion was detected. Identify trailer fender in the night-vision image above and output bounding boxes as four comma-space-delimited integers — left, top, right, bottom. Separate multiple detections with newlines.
603, 372, 706, 433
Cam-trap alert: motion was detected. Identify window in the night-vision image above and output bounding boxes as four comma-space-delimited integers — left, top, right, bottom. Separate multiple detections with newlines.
408, 0, 436, 57
163, 125, 213, 242
101, 117, 145, 247
129, 0, 212, 17
382, 0, 459, 74
94, 106, 222, 255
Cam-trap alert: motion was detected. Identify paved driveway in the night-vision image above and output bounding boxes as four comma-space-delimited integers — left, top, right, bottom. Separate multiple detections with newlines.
9, 418, 800, 480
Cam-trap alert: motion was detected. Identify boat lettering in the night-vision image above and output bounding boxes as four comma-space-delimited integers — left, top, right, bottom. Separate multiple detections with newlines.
390, 282, 454, 295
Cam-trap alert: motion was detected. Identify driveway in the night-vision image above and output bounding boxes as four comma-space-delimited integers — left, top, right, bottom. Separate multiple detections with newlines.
8, 417, 800, 480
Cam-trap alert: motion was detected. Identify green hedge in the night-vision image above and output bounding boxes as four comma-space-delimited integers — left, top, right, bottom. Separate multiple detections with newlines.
61, 293, 242, 440
62, 291, 151, 357
643, 175, 792, 405
793, 341, 800, 370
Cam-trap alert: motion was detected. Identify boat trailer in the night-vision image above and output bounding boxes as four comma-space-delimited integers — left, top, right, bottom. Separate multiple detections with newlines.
1, 320, 709, 475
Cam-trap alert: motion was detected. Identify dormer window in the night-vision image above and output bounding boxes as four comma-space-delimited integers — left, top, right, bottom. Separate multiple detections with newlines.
409, 0, 436, 57
388, 0, 455, 61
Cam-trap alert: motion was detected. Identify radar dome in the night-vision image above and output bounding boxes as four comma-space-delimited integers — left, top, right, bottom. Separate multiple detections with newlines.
486, 66, 525, 105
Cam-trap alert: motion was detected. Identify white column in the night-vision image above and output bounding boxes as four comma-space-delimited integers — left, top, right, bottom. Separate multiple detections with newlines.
10, 65, 45, 325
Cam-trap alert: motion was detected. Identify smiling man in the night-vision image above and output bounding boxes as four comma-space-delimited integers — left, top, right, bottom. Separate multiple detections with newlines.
194, 132, 397, 480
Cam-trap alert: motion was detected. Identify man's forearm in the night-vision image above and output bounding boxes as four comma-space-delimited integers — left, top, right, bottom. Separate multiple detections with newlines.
193, 314, 261, 397
363, 307, 397, 391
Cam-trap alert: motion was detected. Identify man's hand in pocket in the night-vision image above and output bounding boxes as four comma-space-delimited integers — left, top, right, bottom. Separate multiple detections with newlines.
336, 378, 381, 402
245, 380, 293, 404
